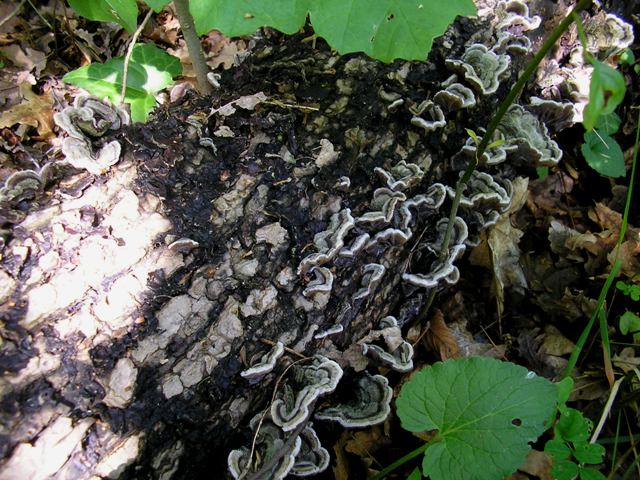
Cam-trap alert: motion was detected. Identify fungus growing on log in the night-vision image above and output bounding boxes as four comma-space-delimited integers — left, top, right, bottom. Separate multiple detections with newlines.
353, 263, 386, 301
497, 104, 563, 166
271, 356, 343, 432
298, 209, 355, 274
315, 373, 393, 428
374, 161, 425, 192
240, 341, 285, 381
356, 188, 406, 227
433, 83, 477, 111
410, 100, 446, 133
227, 415, 301, 480
54, 96, 128, 175
290, 424, 330, 477
446, 44, 510, 96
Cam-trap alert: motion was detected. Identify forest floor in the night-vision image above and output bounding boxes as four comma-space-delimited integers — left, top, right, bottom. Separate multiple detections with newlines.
0, 1, 639, 479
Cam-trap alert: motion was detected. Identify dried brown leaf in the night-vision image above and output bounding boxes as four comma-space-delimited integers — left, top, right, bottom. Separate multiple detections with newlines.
423, 309, 461, 360
518, 449, 553, 480
0, 83, 54, 139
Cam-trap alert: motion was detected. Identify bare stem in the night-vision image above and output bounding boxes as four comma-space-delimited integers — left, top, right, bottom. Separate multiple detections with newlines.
173, 0, 213, 95
120, 8, 154, 104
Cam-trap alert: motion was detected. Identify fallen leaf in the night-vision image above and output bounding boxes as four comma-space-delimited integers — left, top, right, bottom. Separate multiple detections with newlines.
0, 83, 54, 139
518, 449, 553, 480
612, 347, 640, 373
423, 309, 461, 360
0, 44, 47, 76
332, 430, 351, 480
344, 425, 390, 457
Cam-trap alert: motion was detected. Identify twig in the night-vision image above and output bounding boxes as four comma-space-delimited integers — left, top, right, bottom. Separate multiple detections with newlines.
120, 8, 154, 104
590, 376, 624, 443
26, 0, 52, 30
241, 356, 312, 480
0, 0, 26, 29
173, 0, 213, 95
260, 338, 308, 360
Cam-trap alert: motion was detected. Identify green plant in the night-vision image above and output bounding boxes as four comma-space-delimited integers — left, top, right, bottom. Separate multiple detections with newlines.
63, 0, 475, 120
544, 378, 607, 480
371, 357, 557, 480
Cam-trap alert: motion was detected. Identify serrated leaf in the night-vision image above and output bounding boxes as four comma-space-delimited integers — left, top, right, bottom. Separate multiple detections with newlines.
578, 467, 608, 480
63, 43, 181, 123
594, 112, 621, 135
144, 0, 170, 12
309, 0, 476, 62
581, 130, 625, 178
582, 60, 625, 131
555, 408, 592, 444
572, 442, 605, 464
68, 0, 138, 32
616, 281, 640, 301
190, 0, 311, 36
552, 460, 580, 480
396, 357, 557, 480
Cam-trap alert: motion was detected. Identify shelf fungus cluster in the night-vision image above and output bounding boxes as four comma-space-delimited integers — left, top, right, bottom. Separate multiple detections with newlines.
53, 96, 128, 175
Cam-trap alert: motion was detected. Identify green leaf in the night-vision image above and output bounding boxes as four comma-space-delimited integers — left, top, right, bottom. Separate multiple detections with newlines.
144, 0, 170, 12
545, 438, 572, 461
396, 357, 557, 480
407, 466, 422, 480
190, 0, 311, 36
582, 60, 625, 131
63, 43, 181, 123
551, 460, 580, 480
67, 0, 138, 32
619, 48, 635, 67
572, 442, 605, 465
616, 281, 640, 301
536, 167, 549, 179
309, 0, 476, 62
578, 467, 608, 480
465, 128, 479, 144
581, 130, 625, 178
556, 377, 574, 411
620, 311, 640, 342
594, 112, 621, 135
190, 0, 476, 63
555, 408, 592, 444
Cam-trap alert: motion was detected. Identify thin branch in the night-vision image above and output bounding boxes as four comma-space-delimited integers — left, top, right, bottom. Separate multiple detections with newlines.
0, 0, 26, 29
120, 8, 154, 104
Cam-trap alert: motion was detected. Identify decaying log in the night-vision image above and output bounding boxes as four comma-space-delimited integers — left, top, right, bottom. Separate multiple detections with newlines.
0, 1, 635, 478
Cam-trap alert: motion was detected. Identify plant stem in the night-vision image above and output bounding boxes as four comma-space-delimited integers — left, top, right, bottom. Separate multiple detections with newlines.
419, 0, 593, 320
173, 0, 213, 95
120, 8, 154, 105
368, 440, 433, 480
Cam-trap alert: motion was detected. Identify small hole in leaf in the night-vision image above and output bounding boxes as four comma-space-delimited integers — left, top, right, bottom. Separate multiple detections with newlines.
387, 13, 395, 21
512, 418, 522, 426
370, 36, 375, 43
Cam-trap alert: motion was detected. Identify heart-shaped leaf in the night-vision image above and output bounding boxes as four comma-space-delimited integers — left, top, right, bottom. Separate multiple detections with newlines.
396, 357, 557, 480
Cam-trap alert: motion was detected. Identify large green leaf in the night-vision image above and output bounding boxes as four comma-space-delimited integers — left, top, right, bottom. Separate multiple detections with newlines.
63, 43, 181, 122
189, 0, 475, 62
309, 0, 475, 62
190, 0, 311, 36
581, 130, 625, 178
67, 0, 138, 32
396, 357, 557, 480
144, 0, 171, 12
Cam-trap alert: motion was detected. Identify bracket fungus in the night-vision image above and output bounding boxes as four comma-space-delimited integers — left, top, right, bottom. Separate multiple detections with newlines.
290, 424, 330, 477
527, 97, 576, 132
54, 96, 128, 175
497, 104, 563, 167
315, 373, 393, 428
271, 356, 343, 432
496, 0, 541, 32
583, 13, 634, 59
227, 415, 301, 480
353, 263, 386, 301
298, 209, 355, 274
240, 341, 285, 381
459, 133, 517, 166
356, 188, 406, 227
374, 161, 424, 192
433, 83, 477, 111
446, 44, 510, 96
409, 100, 446, 133
492, 31, 532, 56
302, 266, 334, 297
361, 316, 414, 372
447, 171, 511, 211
